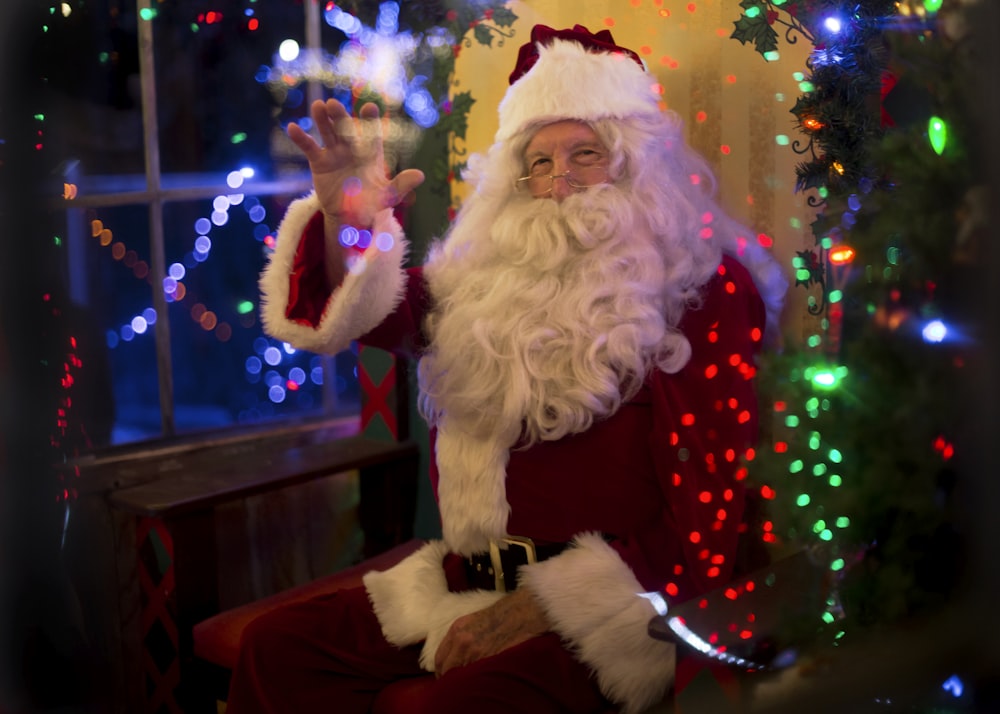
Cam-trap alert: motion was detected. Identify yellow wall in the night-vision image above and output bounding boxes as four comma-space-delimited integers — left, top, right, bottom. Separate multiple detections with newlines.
452, 0, 817, 339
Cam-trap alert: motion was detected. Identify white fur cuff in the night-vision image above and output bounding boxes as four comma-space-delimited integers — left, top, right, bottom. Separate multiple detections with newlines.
363, 540, 505, 672
519, 533, 676, 713
259, 192, 409, 354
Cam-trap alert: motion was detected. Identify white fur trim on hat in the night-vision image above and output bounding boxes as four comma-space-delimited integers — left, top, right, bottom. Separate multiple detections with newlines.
259, 193, 409, 355
496, 39, 661, 143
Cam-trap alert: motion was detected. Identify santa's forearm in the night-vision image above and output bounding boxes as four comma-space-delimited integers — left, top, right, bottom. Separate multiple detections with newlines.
259, 192, 410, 355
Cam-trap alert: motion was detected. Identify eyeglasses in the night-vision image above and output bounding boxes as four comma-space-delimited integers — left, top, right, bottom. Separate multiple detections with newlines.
515, 165, 609, 197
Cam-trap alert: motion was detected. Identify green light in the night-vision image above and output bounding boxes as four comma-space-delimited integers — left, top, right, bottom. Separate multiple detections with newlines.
829, 290, 842, 304
764, 50, 780, 62
231, 132, 248, 144
237, 300, 255, 315
775, 134, 790, 145
139, 7, 157, 20
805, 397, 819, 411
789, 460, 804, 474
830, 558, 845, 571
835, 630, 846, 640
790, 217, 801, 229
887, 246, 900, 265
807, 335, 822, 348
785, 415, 800, 428
924, 0, 943, 13
812, 519, 826, 533
796, 494, 811, 507
928, 116, 947, 155
792, 72, 805, 82
836, 517, 850, 528
796, 268, 811, 282
33, 113, 45, 121
813, 463, 827, 477
819, 529, 833, 541
828, 448, 842, 463
822, 611, 835, 624
774, 0, 787, 5
818, 186, 828, 199
190, 22, 200, 32
808, 432, 820, 450
54, 235, 62, 246
745, 6, 761, 18
829, 474, 842, 487
99, 52, 110, 63
820, 236, 832, 249
798, 81, 815, 92
812, 370, 837, 389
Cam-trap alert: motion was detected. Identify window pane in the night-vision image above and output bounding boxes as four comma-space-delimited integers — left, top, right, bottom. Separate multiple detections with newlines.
164, 196, 360, 435
152, 0, 305, 176
64, 203, 160, 446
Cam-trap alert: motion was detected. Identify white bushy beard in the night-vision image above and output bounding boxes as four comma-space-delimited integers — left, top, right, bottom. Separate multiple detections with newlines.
419, 183, 691, 451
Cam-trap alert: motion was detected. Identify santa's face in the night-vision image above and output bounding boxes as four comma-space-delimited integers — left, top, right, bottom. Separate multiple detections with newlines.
519, 121, 610, 202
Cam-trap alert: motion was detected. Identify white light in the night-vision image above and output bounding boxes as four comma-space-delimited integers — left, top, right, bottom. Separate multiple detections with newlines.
61, 3, 72, 17
131, 316, 149, 334
240, 166, 256, 178
226, 170, 244, 189
638, 592, 669, 617
211, 210, 229, 226
169, 262, 186, 280
922, 319, 947, 343
282, 342, 297, 355
824, 17, 842, 33
278, 39, 300, 62
213, 195, 231, 212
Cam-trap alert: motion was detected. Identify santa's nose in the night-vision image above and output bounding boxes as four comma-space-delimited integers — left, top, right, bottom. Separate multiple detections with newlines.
549, 172, 574, 202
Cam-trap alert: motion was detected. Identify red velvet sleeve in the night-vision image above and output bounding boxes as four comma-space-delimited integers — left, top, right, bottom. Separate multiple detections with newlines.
286, 210, 333, 327
616, 255, 767, 601
282, 209, 431, 357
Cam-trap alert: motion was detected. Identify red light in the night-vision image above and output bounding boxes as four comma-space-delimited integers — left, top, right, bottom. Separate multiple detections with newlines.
248, 18, 259, 30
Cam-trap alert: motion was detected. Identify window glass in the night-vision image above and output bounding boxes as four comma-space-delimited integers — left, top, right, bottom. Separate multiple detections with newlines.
49, 0, 362, 450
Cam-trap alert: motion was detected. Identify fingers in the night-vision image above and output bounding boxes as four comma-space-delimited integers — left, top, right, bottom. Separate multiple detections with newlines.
386, 169, 425, 208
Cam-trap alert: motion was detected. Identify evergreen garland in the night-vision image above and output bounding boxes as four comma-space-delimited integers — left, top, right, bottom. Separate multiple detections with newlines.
732, 0, 983, 643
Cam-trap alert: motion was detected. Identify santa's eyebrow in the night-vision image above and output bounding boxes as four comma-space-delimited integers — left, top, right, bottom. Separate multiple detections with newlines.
524, 139, 606, 163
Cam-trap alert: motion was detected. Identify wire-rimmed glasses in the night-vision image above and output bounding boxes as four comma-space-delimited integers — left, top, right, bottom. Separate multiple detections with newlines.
515, 165, 609, 197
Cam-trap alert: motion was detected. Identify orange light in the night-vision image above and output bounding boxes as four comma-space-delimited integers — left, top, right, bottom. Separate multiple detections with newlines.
829, 245, 856, 265
802, 117, 825, 131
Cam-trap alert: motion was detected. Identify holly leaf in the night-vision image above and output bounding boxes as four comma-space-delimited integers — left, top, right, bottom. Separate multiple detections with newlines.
491, 6, 517, 28
474, 23, 494, 47
731, 11, 779, 57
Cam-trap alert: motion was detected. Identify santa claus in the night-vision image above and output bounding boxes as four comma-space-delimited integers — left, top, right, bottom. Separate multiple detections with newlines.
229, 24, 787, 714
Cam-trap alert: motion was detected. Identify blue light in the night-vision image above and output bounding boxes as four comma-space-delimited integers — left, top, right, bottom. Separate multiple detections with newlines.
142, 307, 157, 325
289, 367, 306, 385
922, 319, 947, 343
195, 235, 212, 253
264, 346, 282, 366
245, 356, 263, 375
942, 674, 963, 698
376, 1, 399, 35
249, 205, 267, 223
194, 217, 212, 234
268, 385, 287, 404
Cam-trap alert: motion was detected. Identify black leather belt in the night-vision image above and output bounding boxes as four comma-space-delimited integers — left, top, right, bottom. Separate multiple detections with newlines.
465, 536, 570, 592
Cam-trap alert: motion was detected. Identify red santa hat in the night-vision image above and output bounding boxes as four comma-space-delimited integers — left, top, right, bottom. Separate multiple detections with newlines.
495, 24, 662, 143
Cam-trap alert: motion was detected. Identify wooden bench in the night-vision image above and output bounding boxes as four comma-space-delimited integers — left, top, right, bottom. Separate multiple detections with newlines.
103, 350, 421, 712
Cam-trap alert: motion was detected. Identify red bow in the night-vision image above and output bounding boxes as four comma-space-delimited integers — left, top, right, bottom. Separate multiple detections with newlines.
508, 24, 645, 85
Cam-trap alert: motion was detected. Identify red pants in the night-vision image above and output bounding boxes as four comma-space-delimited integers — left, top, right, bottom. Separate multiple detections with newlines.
226, 585, 613, 714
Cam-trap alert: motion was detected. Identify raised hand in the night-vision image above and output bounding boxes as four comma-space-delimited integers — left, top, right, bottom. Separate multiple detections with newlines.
287, 99, 425, 230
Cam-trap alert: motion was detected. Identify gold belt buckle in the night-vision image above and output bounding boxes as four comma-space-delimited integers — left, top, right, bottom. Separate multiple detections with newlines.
487, 536, 537, 593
